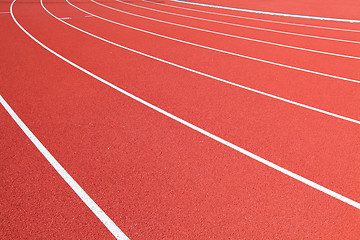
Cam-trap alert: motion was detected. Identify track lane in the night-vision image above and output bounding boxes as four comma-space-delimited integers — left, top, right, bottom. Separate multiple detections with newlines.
165, 0, 360, 30
5, 1, 360, 238
47, 0, 360, 122
0, 5, 125, 239
103, 0, 360, 57
85, 0, 360, 78
171, 0, 360, 22
0, 104, 116, 239
0, 0, 11, 12
120, 0, 360, 43
27, 0, 360, 203
91, 0, 360, 62
141, 0, 360, 33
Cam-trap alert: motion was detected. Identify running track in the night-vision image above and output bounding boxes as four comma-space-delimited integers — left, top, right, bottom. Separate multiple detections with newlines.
1, 0, 360, 239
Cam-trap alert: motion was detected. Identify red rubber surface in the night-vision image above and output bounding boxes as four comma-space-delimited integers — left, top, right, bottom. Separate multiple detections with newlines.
158, 0, 360, 30
127, 0, 360, 41
1, 0, 360, 239
184, 0, 360, 20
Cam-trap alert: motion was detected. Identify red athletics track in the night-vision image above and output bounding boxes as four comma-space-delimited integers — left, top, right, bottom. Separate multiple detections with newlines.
1, 0, 360, 239
99, 0, 360, 46
63, 0, 360, 117
83, 0, 360, 58
181, 0, 360, 20
141, 0, 360, 31
73, 0, 360, 79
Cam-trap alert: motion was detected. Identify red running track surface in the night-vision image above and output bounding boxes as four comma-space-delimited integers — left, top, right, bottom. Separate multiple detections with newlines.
1, 0, 360, 239
181, 0, 360, 20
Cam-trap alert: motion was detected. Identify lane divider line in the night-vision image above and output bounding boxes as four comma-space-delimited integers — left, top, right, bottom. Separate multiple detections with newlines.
0, 94, 129, 240
74, 0, 360, 82
112, 0, 360, 44
142, 0, 360, 33
170, 0, 360, 23
60, 15, 92, 20
50, 0, 360, 126
94, 0, 360, 60
12, 0, 360, 211
9, 1, 129, 240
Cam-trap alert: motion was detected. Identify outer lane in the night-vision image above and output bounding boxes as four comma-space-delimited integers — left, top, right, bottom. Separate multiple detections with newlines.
140, 0, 360, 33
169, 0, 360, 22
161, 0, 360, 31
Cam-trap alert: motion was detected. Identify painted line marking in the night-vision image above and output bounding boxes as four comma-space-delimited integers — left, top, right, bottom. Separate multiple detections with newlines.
14, 0, 360, 212
9, 1, 129, 240
112, 0, 360, 44
0, 94, 129, 240
142, 0, 360, 33
60, 15, 92, 20
170, 0, 360, 23
99, 0, 360, 60
76, 0, 360, 83
48, 0, 360, 126
0, 11, 10, 14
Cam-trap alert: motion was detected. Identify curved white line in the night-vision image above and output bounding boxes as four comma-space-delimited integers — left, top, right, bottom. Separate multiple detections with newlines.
16, 0, 360, 211
170, 0, 360, 23
45, 0, 360, 125
112, 0, 360, 44
90, 0, 360, 60
79, 0, 360, 84
48, 0, 360, 125
142, 0, 360, 33
9, 1, 129, 239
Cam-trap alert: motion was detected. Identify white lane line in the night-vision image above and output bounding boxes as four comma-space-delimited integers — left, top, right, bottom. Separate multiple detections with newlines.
0, 94, 129, 240
60, 15, 92, 19
9, 2, 129, 240
97, 0, 360, 60
170, 0, 360, 23
77, 0, 360, 83
49, 0, 360, 126
142, 0, 360, 33
0, 11, 10, 14
15, 0, 360, 212
112, 0, 360, 44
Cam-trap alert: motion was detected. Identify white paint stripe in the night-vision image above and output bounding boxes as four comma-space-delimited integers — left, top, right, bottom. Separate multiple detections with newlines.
0, 94, 129, 240
99, 0, 360, 60
14, 0, 360, 212
60, 15, 92, 19
9, 2, 129, 240
81, 0, 360, 83
170, 0, 360, 23
50, 0, 360, 126
112, 0, 360, 44
142, 0, 360, 33
0, 11, 10, 14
